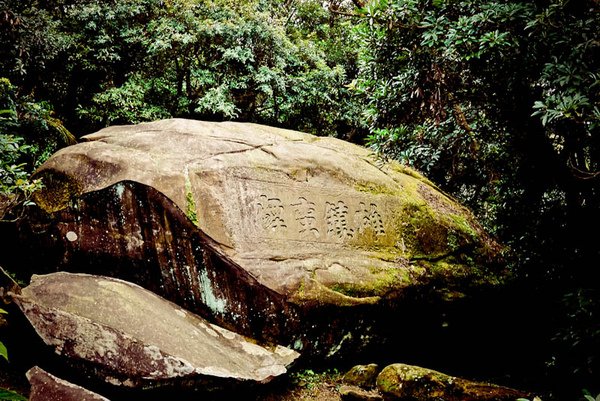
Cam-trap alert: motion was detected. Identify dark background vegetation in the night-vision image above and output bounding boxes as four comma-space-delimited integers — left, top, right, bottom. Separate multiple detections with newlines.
1, 0, 598, 400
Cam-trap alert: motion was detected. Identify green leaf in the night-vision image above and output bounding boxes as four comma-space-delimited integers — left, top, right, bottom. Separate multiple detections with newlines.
0, 388, 27, 401
0, 308, 7, 314
0, 109, 16, 117
0, 341, 8, 362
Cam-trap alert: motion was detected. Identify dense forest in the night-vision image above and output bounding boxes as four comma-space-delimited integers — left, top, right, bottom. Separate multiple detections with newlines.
0, 0, 598, 400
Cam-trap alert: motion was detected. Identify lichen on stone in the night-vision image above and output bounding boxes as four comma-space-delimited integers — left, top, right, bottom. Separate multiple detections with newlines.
32, 171, 82, 213
183, 168, 199, 226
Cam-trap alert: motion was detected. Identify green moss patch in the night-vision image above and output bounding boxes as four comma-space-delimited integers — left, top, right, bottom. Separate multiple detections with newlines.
184, 170, 199, 226
32, 171, 82, 213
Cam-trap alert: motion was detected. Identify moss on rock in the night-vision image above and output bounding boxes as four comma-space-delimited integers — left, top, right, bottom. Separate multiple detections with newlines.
32, 171, 82, 213
376, 363, 533, 401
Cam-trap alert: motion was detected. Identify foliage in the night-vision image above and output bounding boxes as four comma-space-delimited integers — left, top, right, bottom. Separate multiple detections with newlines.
0, 77, 76, 220
353, 0, 538, 223
13, 0, 361, 137
351, 6, 598, 263
528, 1, 600, 180
289, 368, 341, 391
582, 390, 600, 401
0, 264, 24, 365
352, 0, 599, 395
0, 135, 42, 221
0, 308, 6, 362
0, 0, 71, 84
1, 80, 38, 221
551, 289, 600, 382
0, 389, 27, 401
352, 0, 599, 265
1, 0, 364, 136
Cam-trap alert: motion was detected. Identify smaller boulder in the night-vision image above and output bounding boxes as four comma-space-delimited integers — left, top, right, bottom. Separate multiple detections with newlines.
12, 272, 299, 388
376, 363, 533, 401
27, 366, 110, 401
343, 364, 380, 388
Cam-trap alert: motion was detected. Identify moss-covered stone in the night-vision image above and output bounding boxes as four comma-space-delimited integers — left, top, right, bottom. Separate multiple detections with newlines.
343, 363, 381, 388
184, 171, 199, 226
376, 363, 533, 401
32, 171, 82, 213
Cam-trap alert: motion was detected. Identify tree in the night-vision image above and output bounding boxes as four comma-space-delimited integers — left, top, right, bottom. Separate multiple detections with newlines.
352, 0, 599, 394
68, 0, 361, 137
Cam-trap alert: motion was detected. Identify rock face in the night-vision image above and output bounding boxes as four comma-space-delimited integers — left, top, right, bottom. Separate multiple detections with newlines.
18, 119, 506, 359
13, 272, 298, 388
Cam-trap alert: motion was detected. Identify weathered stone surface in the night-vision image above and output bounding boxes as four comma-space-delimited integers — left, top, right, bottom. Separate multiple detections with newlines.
18, 119, 507, 359
27, 366, 111, 401
343, 364, 380, 388
13, 272, 298, 388
376, 363, 532, 401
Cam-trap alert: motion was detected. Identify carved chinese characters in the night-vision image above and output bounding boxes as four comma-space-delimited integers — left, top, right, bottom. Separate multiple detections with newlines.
250, 190, 389, 245
354, 202, 385, 237
292, 197, 320, 238
256, 195, 287, 232
326, 201, 353, 240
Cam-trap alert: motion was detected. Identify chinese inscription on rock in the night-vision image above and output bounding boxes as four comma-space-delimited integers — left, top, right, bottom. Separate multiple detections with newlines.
254, 195, 386, 242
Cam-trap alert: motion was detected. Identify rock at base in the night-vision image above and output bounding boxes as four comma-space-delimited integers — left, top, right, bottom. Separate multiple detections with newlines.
27, 366, 110, 401
343, 364, 380, 388
13, 272, 299, 388
376, 363, 533, 401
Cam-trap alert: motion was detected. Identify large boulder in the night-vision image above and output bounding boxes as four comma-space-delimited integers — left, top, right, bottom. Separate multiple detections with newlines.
15, 119, 507, 359
13, 272, 298, 388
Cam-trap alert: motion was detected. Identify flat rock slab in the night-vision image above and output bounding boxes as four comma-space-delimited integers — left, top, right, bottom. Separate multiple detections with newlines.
19, 119, 507, 358
27, 366, 111, 401
13, 272, 298, 388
